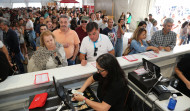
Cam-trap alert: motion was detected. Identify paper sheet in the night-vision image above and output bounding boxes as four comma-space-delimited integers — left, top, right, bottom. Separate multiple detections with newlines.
134, 68, 148, 75
122, 55, 138, 62
34, 73, 49, 84
142, 52, 158, 58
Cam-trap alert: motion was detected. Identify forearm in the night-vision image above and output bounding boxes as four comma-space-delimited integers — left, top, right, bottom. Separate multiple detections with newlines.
85, 99, 109, 111
73, 44, 79, 58
108, 50, 115, 56
119, 25, 124, 34
80, 76, 95, 92
79, 53, 86, 61
2, 46, 11, 62
175, 67, 189, 84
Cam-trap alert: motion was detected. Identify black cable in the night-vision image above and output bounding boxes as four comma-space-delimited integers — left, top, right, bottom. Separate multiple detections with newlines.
142, 76, 162, 111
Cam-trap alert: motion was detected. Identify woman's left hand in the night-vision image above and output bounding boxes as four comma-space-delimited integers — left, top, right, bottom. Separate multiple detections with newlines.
74, 94, 85, 101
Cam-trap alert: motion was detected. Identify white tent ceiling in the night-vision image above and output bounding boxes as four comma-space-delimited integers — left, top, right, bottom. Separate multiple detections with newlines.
0, 0, 52, 3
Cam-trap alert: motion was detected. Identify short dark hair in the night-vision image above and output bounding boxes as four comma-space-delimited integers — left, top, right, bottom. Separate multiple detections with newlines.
138, 21, 147, 27
86, 22, 98, 33
59, 14, 69, 21
149, 14, 152, 16
102, 15, 107, 19
40, 24, 47, 28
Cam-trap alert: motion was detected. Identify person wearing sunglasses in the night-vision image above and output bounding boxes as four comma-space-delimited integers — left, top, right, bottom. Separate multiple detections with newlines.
80, 22, 115, 66
27, 30, 68, 72
74, 53, 128, 111
75, 16, 89, 45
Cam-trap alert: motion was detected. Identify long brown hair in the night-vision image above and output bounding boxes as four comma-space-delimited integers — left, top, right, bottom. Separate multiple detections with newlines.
131, 27, 147, 41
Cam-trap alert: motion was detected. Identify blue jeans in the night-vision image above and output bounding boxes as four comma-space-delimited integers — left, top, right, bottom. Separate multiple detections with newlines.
28, 30, 36, 51
14, 53, 25, 74
20, 51, 25, 61
115, 38, 123, 57
67, 59, 75, 66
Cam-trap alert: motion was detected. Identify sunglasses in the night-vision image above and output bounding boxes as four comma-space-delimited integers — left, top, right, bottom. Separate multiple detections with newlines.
55, 56, 61, 65
97, 68, 105, 73
81, 20, 88, 23
94, 47, 98, 56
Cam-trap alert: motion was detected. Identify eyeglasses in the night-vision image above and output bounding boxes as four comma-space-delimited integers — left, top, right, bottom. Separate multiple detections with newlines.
81, 20, 88, 23
97, 68, 105, 73
94, 47, 98, 56
55, 56, 61, 65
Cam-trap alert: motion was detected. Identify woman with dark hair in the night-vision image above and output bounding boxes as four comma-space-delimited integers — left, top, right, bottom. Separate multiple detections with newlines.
74, 53, 127, 111
138, 21, 147, 28
179, 21, 189, 45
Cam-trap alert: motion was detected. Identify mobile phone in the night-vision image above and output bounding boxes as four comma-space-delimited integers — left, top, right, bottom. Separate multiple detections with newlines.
172, 92, 183, 96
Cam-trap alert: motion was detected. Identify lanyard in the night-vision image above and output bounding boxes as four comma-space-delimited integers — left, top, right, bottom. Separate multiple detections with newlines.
93, 40, 98, 48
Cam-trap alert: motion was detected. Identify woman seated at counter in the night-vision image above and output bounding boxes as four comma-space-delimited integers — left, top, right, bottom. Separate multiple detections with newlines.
129, 27, 159, 55
27, 30, 68, 72
174, 53, 190, 97
73, 53, 128, 111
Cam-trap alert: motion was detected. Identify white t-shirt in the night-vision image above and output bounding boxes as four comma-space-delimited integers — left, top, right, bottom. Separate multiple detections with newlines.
26, 20, 33, 31
80, 34, 114, 62
0, 41, 4, 48
99, 22, 108, 30
95, 19, 102, 27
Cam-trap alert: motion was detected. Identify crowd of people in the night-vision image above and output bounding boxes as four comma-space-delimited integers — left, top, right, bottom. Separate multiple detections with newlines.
0, 6, 133, 74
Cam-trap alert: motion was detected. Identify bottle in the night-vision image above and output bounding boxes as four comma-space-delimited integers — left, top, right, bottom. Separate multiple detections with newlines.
167, 94, 177, 110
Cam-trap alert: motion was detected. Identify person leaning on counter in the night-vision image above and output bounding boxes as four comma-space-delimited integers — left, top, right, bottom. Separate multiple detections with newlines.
150, 18, 176, 52
73, 53, 128, 111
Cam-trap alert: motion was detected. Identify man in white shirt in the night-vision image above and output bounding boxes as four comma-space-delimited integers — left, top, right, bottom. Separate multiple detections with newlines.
99, 15, 108, 32
95, 12, 102, 27
26, 17, 36, 51
80, 22, 115, 66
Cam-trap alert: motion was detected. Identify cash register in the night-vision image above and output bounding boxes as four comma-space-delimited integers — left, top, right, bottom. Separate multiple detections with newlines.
128, 58, 171, 100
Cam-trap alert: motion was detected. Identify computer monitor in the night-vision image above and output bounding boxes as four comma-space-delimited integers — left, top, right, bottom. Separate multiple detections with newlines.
53, 76, 66, 101
142, 58, 161, 78
52, 76, 71, 109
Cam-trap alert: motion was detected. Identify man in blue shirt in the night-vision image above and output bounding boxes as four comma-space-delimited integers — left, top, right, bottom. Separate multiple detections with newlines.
102, 19, 117, 46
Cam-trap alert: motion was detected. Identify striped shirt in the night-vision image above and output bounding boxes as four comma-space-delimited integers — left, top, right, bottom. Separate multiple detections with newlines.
150, 29, 176, 49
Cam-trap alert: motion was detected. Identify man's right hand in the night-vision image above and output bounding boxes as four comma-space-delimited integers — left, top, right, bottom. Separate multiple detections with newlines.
63, 43, 69, 48
81, 59, 87, 66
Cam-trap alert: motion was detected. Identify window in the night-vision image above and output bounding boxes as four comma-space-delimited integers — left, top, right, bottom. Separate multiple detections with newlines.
13, 3, 26, 8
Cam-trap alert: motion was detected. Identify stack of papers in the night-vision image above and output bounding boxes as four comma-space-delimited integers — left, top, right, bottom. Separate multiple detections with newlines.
34, 73, 50, 84
134, 68, 148, 75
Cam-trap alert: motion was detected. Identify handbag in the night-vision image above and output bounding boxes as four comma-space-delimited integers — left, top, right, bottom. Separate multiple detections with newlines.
123, 45, 133, 56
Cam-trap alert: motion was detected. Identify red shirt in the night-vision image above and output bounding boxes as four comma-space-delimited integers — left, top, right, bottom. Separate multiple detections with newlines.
75, 26, 88, 45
